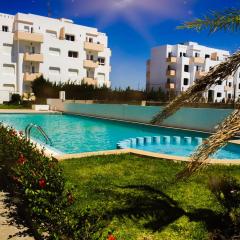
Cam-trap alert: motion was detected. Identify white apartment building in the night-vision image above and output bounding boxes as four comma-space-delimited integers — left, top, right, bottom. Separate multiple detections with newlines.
146, 42, 240, 102
0, 12, 111, 103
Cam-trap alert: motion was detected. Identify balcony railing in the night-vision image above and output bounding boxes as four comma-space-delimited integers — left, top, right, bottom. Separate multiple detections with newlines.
23, 73, 42, 82
191, 57, 205, 64
83, 60, 99, 69
83, 77, 97, 86
24, 53, 43, 63
166, 69, 176, 77
166, 56, 177, 63
14, 31, 44, 43
84, 42, 104, 52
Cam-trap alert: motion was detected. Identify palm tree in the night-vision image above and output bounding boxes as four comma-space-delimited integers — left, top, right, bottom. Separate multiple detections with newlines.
151, 8, 240, 178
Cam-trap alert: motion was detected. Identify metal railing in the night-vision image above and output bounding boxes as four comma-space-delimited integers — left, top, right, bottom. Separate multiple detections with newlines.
25, 123, 53, 146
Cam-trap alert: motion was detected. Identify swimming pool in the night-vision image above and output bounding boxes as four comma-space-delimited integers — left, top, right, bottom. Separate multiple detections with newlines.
0, 113, 239, 159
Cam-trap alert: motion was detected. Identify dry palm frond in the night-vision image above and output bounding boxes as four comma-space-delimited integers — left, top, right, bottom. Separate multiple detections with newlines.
151, 51, 240, 125
177, 109, 240, 179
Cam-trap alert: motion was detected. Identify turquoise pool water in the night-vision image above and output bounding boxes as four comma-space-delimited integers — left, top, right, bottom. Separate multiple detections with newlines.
0, 113, 240, 159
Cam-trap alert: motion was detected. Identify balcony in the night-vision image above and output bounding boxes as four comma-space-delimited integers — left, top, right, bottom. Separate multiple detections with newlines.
24, 53, 43, 63
166, 56, 177, 63
23, 73, 42, 82
83, 77, 97, 86
84, 42, 104, 52
191, 57, 205, 64
165, 82, 175, 89
83, 60, 99, 69
224, 86, 233, 92
166, 69, 176, 77
196, 71, 207, 79
211, 52, 220, 61
14, 31, 44, 43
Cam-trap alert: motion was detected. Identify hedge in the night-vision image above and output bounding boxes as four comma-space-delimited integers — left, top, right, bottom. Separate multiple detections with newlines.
0, 123, 101, 239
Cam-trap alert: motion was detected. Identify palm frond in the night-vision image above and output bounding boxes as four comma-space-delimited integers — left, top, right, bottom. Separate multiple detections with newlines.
177, 8, 240, 33
177, 109, 240, 179
151, 51, 240, 125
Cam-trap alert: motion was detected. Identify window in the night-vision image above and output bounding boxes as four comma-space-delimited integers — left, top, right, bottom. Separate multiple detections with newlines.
217, 80, 222, 85
2, 43, 12, 55
217, 92, 222, 98
167, 78, 171, 83
183, 53, 186, 57
183, 78, 189, 85
228, 94, 232, 99
24, 26, 30, 32
168, 52, 172, 57
65, 34, 75, 41
46, 30, 57, 38
180, 52, 182, 57
49, 47, 61, 56
49, 67, 60, 75
88, 37, 93, 43
229, 82, 232, 87
184, 65, 189, 72
68, 69, 78, 77
98, 57, 105, 66
239, 83, 240, 89
2, 25, 8, 32
195, 52, 200, 57
68, 51, 78, 58
196, 66, 200, 71
205, 54, 210, 59
3, 64, 15, 75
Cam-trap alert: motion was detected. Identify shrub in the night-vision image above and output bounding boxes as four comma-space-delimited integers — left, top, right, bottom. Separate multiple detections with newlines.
31, 76, 167, 102
208, 175, 240, 239
0, 123, 83, 239
10, 93, 21, 104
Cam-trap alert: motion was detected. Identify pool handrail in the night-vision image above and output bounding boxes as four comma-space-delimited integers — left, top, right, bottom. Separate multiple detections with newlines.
25, 123, 53, 146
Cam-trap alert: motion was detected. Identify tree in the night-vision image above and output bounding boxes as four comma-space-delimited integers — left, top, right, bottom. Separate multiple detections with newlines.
151, 8, 240, 178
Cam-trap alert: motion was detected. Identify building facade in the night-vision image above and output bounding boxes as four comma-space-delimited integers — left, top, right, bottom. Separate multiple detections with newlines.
0, 12, 111, 103
147, 42, 240, 102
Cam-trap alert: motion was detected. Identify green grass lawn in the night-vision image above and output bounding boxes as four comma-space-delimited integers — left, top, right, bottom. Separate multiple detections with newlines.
60, 154, 240, 240
0, 104, 30, 109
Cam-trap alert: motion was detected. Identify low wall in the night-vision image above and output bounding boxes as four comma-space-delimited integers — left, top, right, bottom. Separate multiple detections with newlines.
63, 102, 233, 132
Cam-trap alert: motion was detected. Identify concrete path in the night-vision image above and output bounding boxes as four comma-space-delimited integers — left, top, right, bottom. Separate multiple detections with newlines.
0, 191, 34, 240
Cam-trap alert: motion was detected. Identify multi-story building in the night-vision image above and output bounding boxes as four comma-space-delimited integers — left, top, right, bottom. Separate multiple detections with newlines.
0, 12, 111, 103
146, 42, 240, 102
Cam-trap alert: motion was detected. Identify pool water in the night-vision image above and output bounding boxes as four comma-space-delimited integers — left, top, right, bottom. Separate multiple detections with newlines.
0, 113, 240, 159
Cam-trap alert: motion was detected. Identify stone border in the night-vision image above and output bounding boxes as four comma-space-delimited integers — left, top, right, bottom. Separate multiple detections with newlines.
54, 148, 240, 165
0, 109, 60, 114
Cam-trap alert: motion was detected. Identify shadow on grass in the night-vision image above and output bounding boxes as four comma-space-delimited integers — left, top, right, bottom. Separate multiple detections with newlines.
0, 173, 36, 239
100, 184, 223, 233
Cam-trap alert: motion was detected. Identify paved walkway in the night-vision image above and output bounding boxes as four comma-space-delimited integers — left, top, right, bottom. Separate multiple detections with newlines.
0, 192, 34, 240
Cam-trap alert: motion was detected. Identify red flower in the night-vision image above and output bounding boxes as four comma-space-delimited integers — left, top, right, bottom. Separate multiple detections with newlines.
107, 234, 116, 240
17, 153, 26, 165
38, 178, 46, 188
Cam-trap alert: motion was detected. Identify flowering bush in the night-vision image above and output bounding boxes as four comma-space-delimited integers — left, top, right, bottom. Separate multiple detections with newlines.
0, 123, 80, 239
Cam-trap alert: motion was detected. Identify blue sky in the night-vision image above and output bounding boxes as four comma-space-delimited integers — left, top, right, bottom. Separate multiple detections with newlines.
1, 0, 239, 89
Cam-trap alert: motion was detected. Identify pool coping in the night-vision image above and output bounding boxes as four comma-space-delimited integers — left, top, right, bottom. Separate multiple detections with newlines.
54, 148, 240, 165
1, 110, 240, 165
